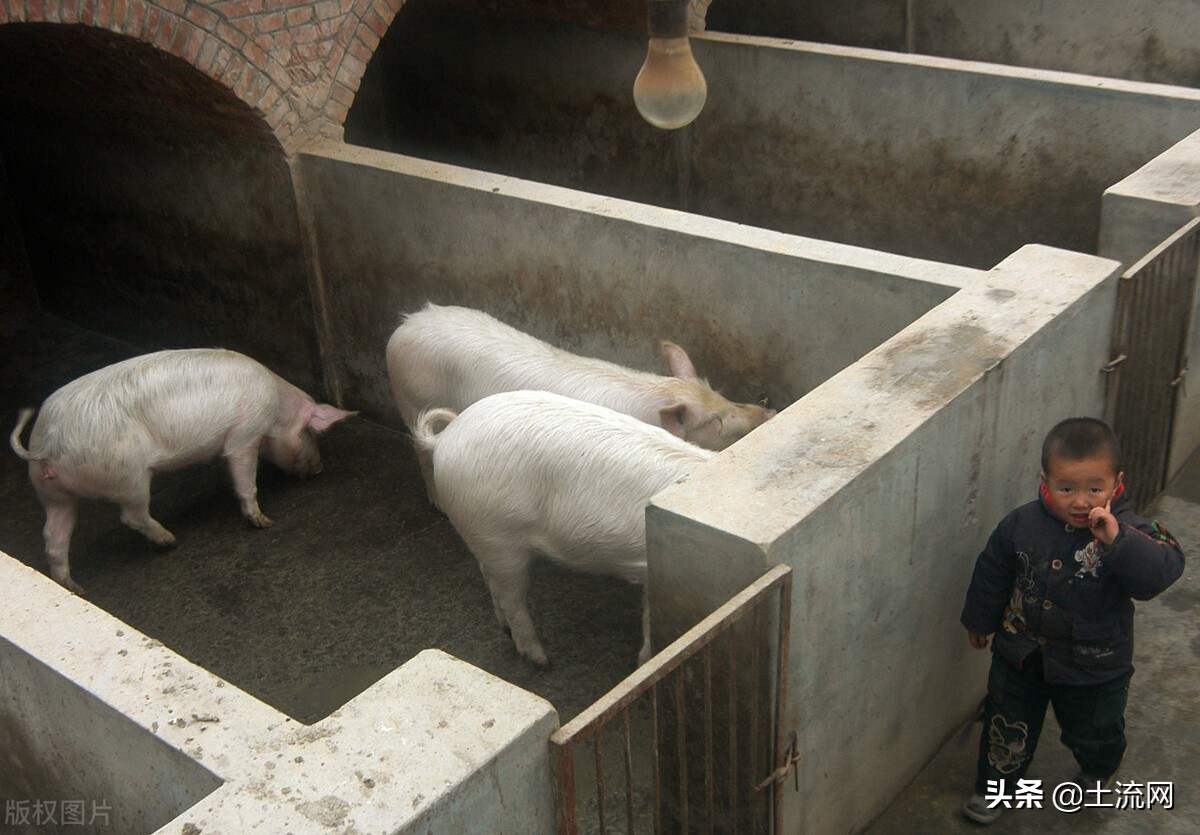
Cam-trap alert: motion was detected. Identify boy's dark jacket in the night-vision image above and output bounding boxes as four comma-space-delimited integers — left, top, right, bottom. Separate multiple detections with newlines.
961, 484, 1184, 685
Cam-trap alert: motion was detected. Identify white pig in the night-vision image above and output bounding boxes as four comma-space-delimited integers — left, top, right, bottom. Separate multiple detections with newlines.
387, 303, 773, 505
9, 348, 355, 593
413, 389, 715, 667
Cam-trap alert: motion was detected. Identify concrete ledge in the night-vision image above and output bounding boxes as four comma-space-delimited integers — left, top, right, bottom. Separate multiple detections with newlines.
0, 553, 558, 834
1100, 127, 1200, 266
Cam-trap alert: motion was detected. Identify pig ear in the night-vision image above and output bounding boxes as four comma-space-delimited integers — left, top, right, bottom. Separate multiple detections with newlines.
308, 404, 357, 433
659, 403, 690, 438
661, 341, 698, 379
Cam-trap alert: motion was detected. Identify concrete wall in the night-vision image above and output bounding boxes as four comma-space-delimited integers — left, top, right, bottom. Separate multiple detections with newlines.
648, 245, 1122, 833
0, 554, 558, 834
346, 5, 1200, 270
295, 141, 976, 425
707, 1, 1200, 87
0, 638, 223, 832
1100, 127, 1200, 484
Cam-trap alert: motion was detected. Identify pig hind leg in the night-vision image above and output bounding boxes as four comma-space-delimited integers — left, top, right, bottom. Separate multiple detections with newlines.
42, 497, 83, 594
224, 445, 273, 528
476, 548, 549, 667
416, 445, 441, 511
30, 461, 89, 593
114, 470, 176, 546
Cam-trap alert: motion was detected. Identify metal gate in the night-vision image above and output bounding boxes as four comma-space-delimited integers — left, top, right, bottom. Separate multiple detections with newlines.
1105, 216, 1200, 510
550, 563, 794, 834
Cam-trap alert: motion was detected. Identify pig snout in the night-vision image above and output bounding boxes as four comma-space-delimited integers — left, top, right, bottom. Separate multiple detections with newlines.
264, 394, 355, 478
264, 433, 323, 477
659, 384, 777, 451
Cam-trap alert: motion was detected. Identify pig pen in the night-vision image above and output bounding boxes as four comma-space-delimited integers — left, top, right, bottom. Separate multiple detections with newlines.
4, 7, 1200, 835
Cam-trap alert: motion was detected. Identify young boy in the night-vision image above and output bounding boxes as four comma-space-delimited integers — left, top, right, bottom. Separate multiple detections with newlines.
960, 417, 1184, 824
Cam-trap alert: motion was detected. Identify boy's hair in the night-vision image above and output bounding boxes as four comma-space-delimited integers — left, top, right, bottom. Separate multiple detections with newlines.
1041, 417, 1121, 473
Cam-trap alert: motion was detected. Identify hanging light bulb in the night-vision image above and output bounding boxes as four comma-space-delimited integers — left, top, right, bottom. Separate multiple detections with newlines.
633, 0, 707, 130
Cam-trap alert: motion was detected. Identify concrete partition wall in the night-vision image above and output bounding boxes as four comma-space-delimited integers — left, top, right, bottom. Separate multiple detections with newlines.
0, 554, 557, 834
295, 140, 975, 423
1100, 127, 1200, 485
347, 9, 1200, 270
691, 33, 1200, 269
708, 1, 1200, 87
648, 245, 1122, 833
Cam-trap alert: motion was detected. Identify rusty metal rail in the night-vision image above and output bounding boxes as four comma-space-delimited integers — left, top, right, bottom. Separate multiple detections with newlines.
550, 563, 793, 834
1106, 216, 1200, 509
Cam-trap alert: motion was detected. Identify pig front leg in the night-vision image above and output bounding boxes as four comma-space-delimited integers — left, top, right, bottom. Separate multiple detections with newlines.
638, 588, 652, 665
225, 446, 274, 528
478, 553, 549, 667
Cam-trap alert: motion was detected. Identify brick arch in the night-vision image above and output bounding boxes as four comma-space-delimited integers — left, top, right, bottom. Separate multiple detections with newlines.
325, 0, 407, 130
0, 0, 409, 153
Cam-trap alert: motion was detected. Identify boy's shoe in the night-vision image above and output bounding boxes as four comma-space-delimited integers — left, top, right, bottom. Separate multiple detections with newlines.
962, 793, 1003, 825
1074, 769, 1119, 790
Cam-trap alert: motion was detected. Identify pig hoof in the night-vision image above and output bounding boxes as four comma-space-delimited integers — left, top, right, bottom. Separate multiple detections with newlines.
62, 578, 86, 595
151, 532, 177, 547
525, 650, 551, 668
249, 514, 275, 529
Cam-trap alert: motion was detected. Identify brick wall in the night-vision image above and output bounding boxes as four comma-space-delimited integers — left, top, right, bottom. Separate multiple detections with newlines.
0, 0, 715, 154
0, 0, 406, 153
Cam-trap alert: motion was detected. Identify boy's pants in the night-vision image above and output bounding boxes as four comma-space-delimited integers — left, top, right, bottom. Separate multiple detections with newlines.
974, 649, 1130, 794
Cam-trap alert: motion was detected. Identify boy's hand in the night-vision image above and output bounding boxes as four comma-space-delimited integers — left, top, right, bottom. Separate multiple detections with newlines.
1089, 500, 1119, 546
968, 630, 990, 650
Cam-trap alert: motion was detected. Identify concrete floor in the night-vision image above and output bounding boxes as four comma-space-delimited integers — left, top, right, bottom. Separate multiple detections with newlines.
0, 310, 645, 726
866, 455, 1200, 833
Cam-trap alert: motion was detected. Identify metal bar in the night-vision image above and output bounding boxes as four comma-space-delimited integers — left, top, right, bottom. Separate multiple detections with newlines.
552, 739, 579, 835
551, 564, 793, 746
677, 671, 689, 833
623, 710, 635, 834
549, 565, 794, 832
729, 626, 739, 835
704, 643, 714, 834
749, 605, 762, 807
772, 568, 795, 831
595, 729, 607, 835
652, 682, 661, 835
1111, 217, 1200, 509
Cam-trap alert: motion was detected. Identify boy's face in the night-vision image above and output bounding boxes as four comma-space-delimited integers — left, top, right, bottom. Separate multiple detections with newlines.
1040, 453, 1123, 528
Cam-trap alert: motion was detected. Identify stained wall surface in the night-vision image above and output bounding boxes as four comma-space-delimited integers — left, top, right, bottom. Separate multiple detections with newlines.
707, 0, 1200, 87
295, 141, 973, 426
345, 4, 1200, 270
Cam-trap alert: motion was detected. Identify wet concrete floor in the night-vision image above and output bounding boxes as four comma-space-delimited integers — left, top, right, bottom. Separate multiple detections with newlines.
866, 455, 1200, 833
0, 310, 645, 726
